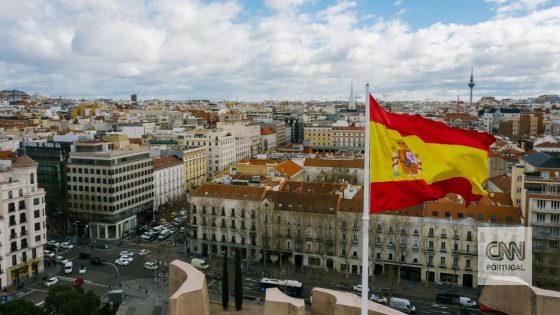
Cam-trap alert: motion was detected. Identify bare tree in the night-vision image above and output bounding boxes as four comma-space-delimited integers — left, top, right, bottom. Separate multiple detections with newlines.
391, 215, 410, 286
338, 215, 353, 278
419, 220, 435, 288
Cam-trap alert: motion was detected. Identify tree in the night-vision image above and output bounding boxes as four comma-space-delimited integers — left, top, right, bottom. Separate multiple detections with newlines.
44, 285, 101, 315
222, 249, 229, 310
0, 299, 49, 315
235, 247, 243, 311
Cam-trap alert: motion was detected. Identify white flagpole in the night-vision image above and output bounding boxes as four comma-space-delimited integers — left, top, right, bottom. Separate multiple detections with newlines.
361, 83, 371, 315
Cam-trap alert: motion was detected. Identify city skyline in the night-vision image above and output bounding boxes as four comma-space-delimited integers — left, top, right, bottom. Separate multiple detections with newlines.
0, 0, 559, 101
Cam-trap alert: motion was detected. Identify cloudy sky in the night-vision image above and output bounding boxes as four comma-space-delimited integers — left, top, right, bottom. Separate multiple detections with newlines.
0, 0, 559, 101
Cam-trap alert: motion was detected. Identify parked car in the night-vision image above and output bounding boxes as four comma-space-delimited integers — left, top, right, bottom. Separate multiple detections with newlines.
332, 284, 352, 291
64, 261, 73, 274
78, 252, 91, 260
79, 265, 86, 274
370, 293, 388, 304
44, 277, 58, 287
115, 258, 130, 266
190, 258, 209, 271
144, 262, 157, 270
60, 242, 74, 250
459, 297, 477, 308
120, 255, 133, 263
120, 251, 134, 257
148, 233, 158, 241
390, 297, 416, 314
141, 232, 153, 240
90, 257, 105, 265
436, 293, 455, 304
48, 240, 60, 247
55, 256, 67, 264
352, 284, 370, 293
138, 249, 150, 256
44, 250, 55, 258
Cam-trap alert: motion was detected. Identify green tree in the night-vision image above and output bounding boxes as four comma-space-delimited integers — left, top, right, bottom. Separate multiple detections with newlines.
44, 285, 101, 315
234, 247, 243, 311
0, 299, 48, 315
222, 250, 229, 310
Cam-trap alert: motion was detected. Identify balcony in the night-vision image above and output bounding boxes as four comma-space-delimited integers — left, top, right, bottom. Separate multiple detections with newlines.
9, 221, 16, 227
452, 249, 476, 255
427, 247, 434, 252
441, 234, 447, 239
440, 263, 447, 268
440, 248, 447, 253
465, 266, 473, 271
10, 246, 18, 253
428, 233, 434, 238
412, 246, 419, 251
10, 234, 17, 240
453, 235, 460, 240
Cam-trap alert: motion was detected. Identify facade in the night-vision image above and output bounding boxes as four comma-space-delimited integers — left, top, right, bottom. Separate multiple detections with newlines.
67, 138, 154, 240
260, 128, 277, 152
332, 127, 365, 151
498, 113, 545, 139
516, 152, 560, 290
262, 122, 287, 148
182, 131, 235, 179
285, 117, 305, 144
152, 157, 185, 209
304, 126, 333, 148
303, 158, 364, 184
235, 138, 252, 162
158, 146, 208, 191
0, 155, 47, 288
217, 122, 262, 156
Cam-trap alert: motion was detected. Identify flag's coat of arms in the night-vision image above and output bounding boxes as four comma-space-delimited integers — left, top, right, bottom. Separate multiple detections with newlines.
392, 140, 422, 177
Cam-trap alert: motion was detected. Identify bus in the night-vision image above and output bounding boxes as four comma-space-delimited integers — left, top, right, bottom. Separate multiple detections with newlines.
259, 278, 304, 298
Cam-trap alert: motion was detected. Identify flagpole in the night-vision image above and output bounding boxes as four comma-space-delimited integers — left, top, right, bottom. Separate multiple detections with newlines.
361, 83, 370, 315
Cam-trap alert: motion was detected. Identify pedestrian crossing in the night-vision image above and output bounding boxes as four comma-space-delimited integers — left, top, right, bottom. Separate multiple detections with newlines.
55, 276, 110, 288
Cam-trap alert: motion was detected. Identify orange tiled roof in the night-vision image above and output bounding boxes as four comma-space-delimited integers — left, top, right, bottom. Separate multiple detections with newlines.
190, 183, 267, 201
488, 175, 512, 194
424, 193, 520, 223
260, 127, 275, 135
275, 160, 303, 178
12, 155, 38, 168
152, 156, 183, 171
266, 190, 341, 214
304, 158, 363, 168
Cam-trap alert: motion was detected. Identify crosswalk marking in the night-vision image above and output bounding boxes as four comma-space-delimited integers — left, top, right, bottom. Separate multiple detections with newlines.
55, 276, 110, 288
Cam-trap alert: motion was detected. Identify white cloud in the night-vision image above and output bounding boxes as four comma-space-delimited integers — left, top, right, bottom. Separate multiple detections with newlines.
265, 0, 308, 12
0, 0, 559, 101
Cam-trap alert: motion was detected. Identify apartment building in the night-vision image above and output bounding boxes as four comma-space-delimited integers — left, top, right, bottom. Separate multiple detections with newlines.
157, 146, 208, 191
261, 121, 287, 148
66, 136, 154, 240
217, 122, 262, 156
182, 130, 235, 179
304, 126, 333, 148
0, 154, 47, 288
332, 127, 364, 150
514, 151, 560, 290
260, 128, 277, 152
235, 138, 252, 162
152, 156, 185, 209
303, 158, 364, 184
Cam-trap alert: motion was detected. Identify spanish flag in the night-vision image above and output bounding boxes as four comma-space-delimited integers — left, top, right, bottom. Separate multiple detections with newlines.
369, 94, 495, 213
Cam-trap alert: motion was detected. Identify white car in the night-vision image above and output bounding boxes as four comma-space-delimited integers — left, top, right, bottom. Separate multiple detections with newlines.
120, 251, 134, 257
141, 232, 152, 240
370, 293, 388, 304
48, 240, 60, 247
55, 256, 67, 264
44, 250, 55, 258
352, 285, 370, 293
120, 255, 133, 263
44, 277, 58, 287
115, 258, 130, 266
144, 262, 157, 270
79, 265, 86, 274
60, 242, 74, 250
138, 249, 150, 256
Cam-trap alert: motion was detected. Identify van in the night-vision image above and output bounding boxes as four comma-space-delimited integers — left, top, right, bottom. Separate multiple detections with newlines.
64, 261, 73, 274
191, 258, 209, 271
459, 297, 477, 308
157, 229, 171, 240
390, 297, 416, 314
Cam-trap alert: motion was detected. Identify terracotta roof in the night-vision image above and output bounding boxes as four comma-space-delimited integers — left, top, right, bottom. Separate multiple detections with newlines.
191, 183, 267, 201
443, 113, 477, 121
424, 193, 520, 223
488, 175, 512, 194
275, 160, 303, 178
261, 127, 275, 135
281, 181, 343, 194
0, 151, 16, 158
332, 127, 364, 131
152, 156, 183, 171
304, 158, 363, 168
12, 155, 38, 168
266, 191, 341, 214
238, 159, 280, 166
339, 188, 364, 213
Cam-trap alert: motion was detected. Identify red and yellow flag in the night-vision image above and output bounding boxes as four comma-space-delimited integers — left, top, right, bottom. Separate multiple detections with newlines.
369, 94, 495, 213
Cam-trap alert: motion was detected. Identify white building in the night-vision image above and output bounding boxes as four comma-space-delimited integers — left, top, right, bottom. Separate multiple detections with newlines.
235, 138, 252, 162
182, 130, 236, 179
152, 156, 185, 209
0, 154, 47, 288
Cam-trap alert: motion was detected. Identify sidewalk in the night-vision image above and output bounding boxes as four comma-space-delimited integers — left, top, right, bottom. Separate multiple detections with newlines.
115, 278, 169, 315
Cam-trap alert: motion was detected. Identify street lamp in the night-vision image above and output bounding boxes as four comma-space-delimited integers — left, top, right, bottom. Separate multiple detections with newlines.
104, 262, 120, 281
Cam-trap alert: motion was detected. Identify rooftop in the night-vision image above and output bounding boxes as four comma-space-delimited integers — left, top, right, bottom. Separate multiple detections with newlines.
152, 156, 183, 171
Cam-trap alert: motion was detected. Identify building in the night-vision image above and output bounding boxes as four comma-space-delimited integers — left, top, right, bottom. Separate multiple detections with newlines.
260, 128, 277, 152
152, 156, 185, 210
19, 141, 72, 235
131, 94, 138, 103
285, 117, 305, 144
515, 151, 560, 290
303, 158, 364, 184
498, 112, 545, 139
182, 131, 235, 179
304, 126, 333, 148
332, 127, 364, 151
235, 138, 252, 162
0, 154, 47, 288
66, 136, 154, 240
262, 121, 287, 148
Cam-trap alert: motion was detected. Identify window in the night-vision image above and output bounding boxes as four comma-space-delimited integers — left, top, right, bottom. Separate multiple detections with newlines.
34, 198, 40, 205
12, 255, 16, 266
552, 214, 559, 223
467, 231, 472, 241
18, 189, 23, 197
30, 174, 34, 184
388, 253, 393, 261
428, 241, 434, 249
413, 239, 419, 248
537, 200, 546, 209
34, 222, 40, 231
429, 227, 434, 236
441, 242, 446, 249
8, 191, 12, 199
550, 241, 558, 249
553, 201, 560, 210
453, 257, 459, 268
466, 259, 471, 268
440, 257, 446, 266
536, 213, 546, 223
34, 210, 40, 218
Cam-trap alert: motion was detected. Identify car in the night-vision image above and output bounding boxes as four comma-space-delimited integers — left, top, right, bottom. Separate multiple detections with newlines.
459, 296, 477, 308
205, 271, 221, 280
44, 250, 55, 258
370, 293, 388, 304
390, 297, 416, 314
144, 262, 157, 270
141, 232, 152, 240
436, 293, 455, 304
120, 255, 133, 263
352, 284, 370, 293
48, 240, 60, 247
55, 256, 67, 264
44, 277, 58, 287
64, 261, 73, 274
332, 284, 353, 291
138, 249, 150, 256
120, 251, 134, 257
115, 258, 130, 266
90, 257, 105, 265
78, 252, 91, 260
179, 227, 186, 233
79, 265, 86, 274
60, 242, 74, 250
